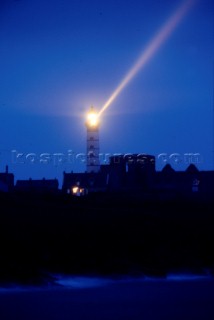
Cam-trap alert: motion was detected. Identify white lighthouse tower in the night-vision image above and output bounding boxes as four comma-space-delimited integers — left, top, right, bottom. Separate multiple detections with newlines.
85, 106, 100, 173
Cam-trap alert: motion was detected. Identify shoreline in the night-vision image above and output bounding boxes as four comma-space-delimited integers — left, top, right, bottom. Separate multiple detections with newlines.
1, 271, 214, 291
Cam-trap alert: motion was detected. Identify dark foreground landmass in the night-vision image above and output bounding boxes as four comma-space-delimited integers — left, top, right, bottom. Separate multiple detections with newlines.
0, 191, 213, 285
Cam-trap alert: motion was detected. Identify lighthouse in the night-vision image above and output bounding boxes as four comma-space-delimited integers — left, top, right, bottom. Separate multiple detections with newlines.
85, 106, 100, 173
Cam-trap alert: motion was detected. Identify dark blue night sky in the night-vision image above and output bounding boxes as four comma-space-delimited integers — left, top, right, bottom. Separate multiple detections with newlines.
0, 0, 213, 186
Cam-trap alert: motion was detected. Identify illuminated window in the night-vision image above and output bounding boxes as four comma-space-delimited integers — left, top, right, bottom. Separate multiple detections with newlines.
72, 186, 86, 196
72, 186, 79, 194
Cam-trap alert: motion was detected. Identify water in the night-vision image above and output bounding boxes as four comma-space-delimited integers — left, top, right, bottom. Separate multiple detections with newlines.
0, 274, 214, 320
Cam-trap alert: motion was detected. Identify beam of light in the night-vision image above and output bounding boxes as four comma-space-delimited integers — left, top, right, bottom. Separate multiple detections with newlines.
98, 0, 196, 117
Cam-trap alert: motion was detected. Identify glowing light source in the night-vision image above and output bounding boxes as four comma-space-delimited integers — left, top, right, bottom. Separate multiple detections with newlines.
86, 106, 99, 127
72, 186, 79, 194
98, 0, 196, 117
72, 186, 86, 196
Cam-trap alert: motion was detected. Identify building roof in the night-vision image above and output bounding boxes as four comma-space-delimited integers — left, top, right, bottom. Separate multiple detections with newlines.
15, 178, 59, 191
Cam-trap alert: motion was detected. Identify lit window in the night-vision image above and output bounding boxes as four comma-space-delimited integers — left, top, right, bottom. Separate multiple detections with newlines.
72, 186, 79, 194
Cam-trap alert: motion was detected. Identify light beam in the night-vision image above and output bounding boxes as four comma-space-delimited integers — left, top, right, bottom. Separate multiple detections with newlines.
98, 0, 196, 117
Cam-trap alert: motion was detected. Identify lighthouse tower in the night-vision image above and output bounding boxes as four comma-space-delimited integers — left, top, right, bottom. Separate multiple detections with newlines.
85, 106, 100, 173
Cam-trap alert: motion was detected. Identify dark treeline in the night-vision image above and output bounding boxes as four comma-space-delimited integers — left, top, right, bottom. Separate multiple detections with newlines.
0, 191, 213, 285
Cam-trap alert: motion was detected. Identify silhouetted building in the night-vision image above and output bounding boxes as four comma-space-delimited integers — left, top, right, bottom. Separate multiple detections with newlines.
62, 154, 214, 200
155, 163, 214, 200
15, 178, 59, 193
0, 165, 14, 192
63, 167, 108, 195
62, 153, 156, 194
